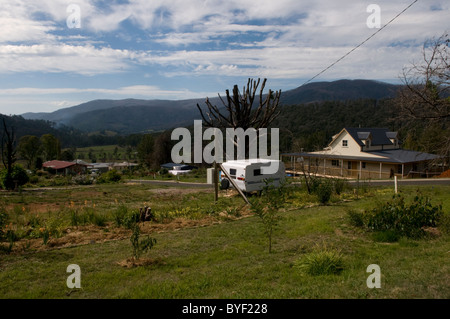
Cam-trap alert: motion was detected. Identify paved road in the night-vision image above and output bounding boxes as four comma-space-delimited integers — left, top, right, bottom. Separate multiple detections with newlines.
127, 178, 450, 188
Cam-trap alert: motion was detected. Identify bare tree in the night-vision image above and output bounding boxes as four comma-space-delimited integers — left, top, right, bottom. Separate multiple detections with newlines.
197, 78, 282, 130
1, 117, 17, 189
395, 32, 450, 165
196, 78, 282, 203
396, 32, 449, 122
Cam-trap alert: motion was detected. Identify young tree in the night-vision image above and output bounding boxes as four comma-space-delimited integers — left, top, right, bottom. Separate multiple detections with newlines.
18, 135, 41, 169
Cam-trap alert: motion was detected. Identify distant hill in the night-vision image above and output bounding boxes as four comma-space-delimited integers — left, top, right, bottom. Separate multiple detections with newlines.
280, 79, 399, 105
21, 79, 401, 134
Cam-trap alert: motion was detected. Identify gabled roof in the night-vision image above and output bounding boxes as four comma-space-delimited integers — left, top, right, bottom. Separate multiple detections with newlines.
344, 127, 395, 146
357, 132, 371, 140
43, 160, 76, 170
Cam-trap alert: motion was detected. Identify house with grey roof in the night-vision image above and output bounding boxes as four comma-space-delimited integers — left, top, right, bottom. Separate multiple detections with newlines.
282, 127, 441, 179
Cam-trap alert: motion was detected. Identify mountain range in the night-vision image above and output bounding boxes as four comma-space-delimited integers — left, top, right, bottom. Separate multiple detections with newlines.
21, 79, 400, 134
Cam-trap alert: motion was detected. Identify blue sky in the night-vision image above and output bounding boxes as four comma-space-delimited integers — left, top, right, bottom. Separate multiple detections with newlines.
0, 0, 448, 115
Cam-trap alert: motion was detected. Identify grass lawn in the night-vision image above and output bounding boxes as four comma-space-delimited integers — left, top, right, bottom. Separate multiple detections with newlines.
0, 183, 449, 299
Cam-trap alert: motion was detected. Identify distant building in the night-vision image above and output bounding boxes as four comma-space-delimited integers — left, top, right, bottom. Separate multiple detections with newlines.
160, 163, 198, 175
43, 160, 90, 175
282, 127, 442, 179
111, 161, 139, 171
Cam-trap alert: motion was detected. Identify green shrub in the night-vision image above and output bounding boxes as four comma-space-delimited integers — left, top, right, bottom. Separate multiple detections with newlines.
315, 180, 333, 204
333, 178, 349, 195
365, 194, 442, 239
294, 248, 344, 276
0, 165, 29, 190
113, 204, 128, 227
29, 176, 39, 184
97, 170, 122, 183
86, 210, 108, 227
72, 175, 93, 185
124, 210, 141, 229
347, 209, 365, 227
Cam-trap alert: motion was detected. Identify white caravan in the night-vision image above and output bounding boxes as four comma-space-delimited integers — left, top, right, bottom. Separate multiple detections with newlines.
220, 159, 286, 193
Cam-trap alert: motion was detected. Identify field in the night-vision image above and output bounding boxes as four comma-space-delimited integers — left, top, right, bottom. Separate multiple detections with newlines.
0, 181, 449, 299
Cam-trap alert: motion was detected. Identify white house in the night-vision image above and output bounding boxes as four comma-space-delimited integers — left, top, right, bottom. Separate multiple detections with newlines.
282, 128, 441, 179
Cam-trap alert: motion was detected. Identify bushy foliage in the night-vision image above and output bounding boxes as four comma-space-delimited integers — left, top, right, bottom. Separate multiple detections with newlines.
365, 194, 442, 239
72, 175, 93, 185
0, 165, 29, 190
97, 169, 122, 183
315, 179, 333, 204
332, 178, 349, 195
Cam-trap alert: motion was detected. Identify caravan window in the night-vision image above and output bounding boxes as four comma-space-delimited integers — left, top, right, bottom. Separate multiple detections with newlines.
253, 168, 262, 176
229, 169, 237, 178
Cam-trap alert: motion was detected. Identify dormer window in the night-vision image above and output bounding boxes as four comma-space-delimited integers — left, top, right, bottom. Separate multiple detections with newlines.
342, 140, 348, 147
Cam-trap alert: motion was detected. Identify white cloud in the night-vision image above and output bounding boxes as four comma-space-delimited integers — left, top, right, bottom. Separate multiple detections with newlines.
0, 85, 212, 99
0, 44, 140, 75
0, 0, 448, 115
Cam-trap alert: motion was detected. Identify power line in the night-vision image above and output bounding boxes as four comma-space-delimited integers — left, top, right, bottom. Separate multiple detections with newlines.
301, 0, 419, 86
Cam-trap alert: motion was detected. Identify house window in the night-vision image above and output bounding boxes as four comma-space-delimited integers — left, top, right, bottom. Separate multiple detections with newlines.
347, 162, 352, 170
342, 140, 348, 147
332, 160, 340, 167
362, 162, 366, 169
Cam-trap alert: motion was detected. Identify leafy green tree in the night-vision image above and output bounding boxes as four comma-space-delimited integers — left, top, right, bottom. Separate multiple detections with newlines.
40, 134, 61, 161
137, 134, 154, 168
151, 131, 173, 169
60, 149, 75, 161
18, 135, 41, 169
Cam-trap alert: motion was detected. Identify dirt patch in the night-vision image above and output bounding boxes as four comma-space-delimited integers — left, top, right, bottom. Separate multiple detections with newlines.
117, 257, 165, 268
437, 169, 450, 178
6, 207, 254, 254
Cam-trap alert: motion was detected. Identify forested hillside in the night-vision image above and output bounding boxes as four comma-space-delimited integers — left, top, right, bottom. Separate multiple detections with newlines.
271, 98, 398, 152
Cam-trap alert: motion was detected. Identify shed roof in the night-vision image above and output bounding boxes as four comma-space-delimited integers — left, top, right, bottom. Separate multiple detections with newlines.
282, 149, 439, 164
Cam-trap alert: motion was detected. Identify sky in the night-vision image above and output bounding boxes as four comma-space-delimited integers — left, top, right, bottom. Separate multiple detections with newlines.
0, 0, 448, 115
